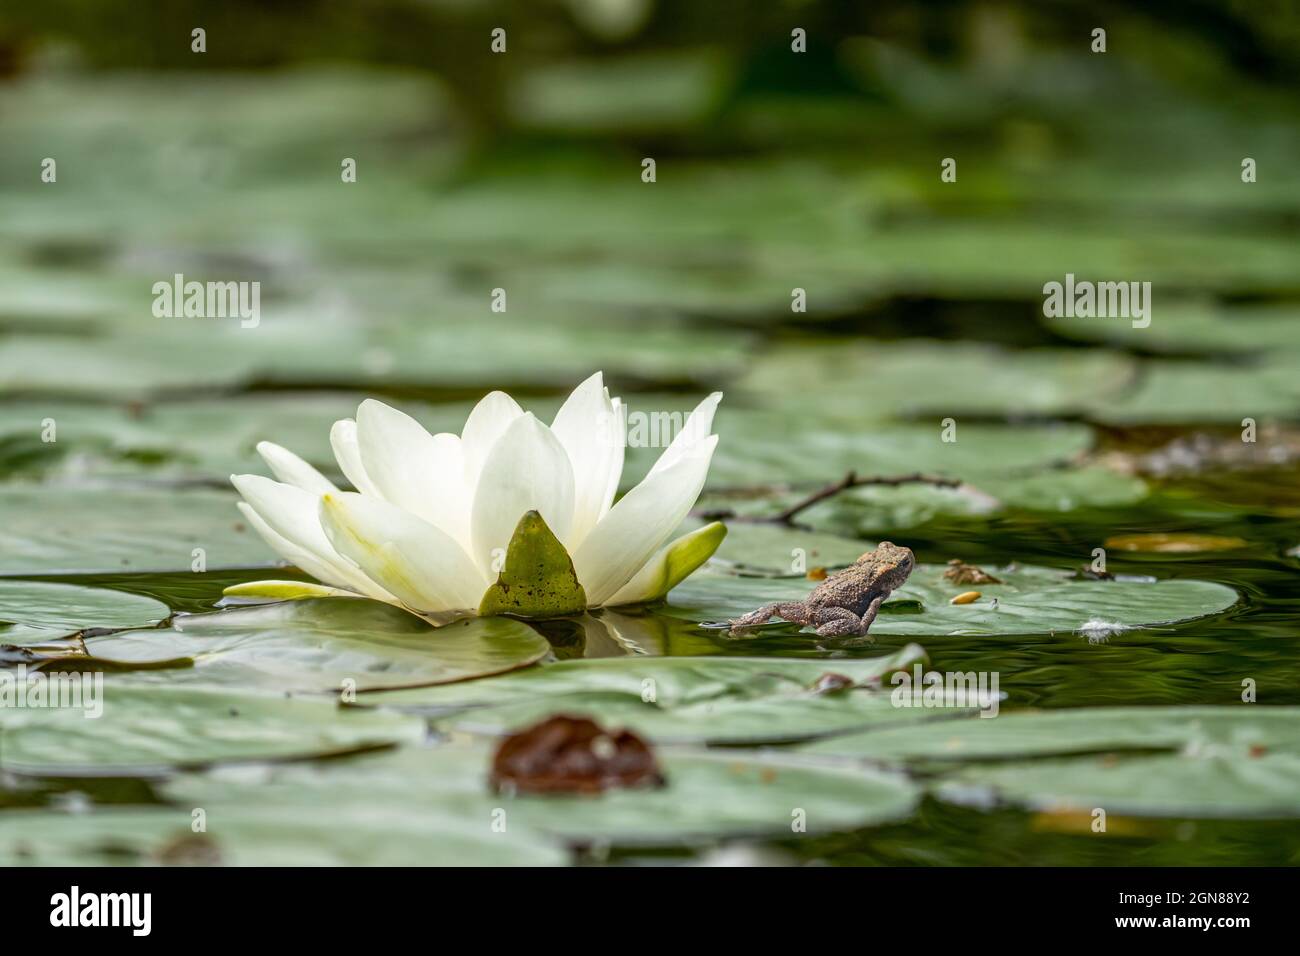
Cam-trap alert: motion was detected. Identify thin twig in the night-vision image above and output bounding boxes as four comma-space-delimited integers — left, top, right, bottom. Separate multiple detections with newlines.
696, 471, 963, 526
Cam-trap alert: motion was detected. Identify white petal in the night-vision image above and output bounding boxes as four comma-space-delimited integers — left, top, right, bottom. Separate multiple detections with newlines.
573, 434, 718, 605
650, 391, 722, 477
319, 492, 486, 613
355, 399, 470, 544
330, 419, 381, 498
460, 390, 524, 489
256, 441, 337, 496
232, 475, 393, 601
601, 395, 624, 518
237, 502, 355, 591
470, 412, 576, 576
550, 372, 625, 549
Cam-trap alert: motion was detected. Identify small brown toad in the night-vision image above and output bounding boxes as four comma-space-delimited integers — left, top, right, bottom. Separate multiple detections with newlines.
728, 541, 916, 638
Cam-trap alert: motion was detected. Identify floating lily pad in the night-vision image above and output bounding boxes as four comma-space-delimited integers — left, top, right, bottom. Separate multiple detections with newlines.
941, 751, 1300, 819
0, 304, 752, 401
790, 466, 1149, 536
158, 741, 921, 846
359, 645, 964, 744
702, 411, 1096, 489
685, 519, 872, 576
0, 802, 566, 867
0, 486, 272, 574
800, 706, 1300, 761
666, 563, 1238, 637
1087, 360, 1300, 425
1044, 300, 1300, 357
802, 706, 1300, 818
0, 580, 169, 644
737, 341, 1139, 421
83, 599, 552, 693
0, 395, 405, 483
0, 684, 425, 776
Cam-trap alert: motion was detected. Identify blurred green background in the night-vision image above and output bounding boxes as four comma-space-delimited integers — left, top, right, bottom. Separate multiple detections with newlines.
1, 0, 1298, 410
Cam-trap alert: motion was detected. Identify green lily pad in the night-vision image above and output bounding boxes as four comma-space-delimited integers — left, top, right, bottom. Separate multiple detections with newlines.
801, 706, 1300, 818
0, 580, 169, 644
942, 751, 1300, 819
1044, 300, 1300, 357
0, 486, 273, 574
800, 705, 1300, 761
665, 563, 1238, 637
0, 303, 752, 401
0, 801, 565, 867
736, 341, 1139, 421
0, 684, 425, 776
158, 741, 921, 846
358, 645, 966, 744
697, 519, 873, 575
784, 466, 1149, 536
480, 511, 588, 618
83, 599, 552, 693
698, 410, 1096, 489
1087, 359, 1300, 425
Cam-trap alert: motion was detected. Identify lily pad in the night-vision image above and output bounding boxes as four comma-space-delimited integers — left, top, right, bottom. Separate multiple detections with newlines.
942, 751, 1300, 819
800, 706, 1300, 761
158, 741, 921, 845
0, 486, 273, 574
701, 411, 1096, 489
358, 645, 964, 744
1044, 300, 1300, 357
697, 519, 873, 575
1087, 359, 1300, 425
0, 580, 169, 644
0, 684, 425, 776
0, 802, 565, 867
737, 341, 1139, 421
665, 563, 1238, 637
0, 305, 752, 401
802, 706, 1300, 818
788, 466, 1149, 536
82, 599, 552, 693
479, 511, 588, 618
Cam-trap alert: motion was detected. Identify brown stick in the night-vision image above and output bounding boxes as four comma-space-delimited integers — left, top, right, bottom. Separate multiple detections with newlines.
696, 471, 963, 526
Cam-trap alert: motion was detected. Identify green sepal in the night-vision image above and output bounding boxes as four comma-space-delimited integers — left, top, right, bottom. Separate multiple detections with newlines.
223, 580, 355, 602
478, 511, 588, 618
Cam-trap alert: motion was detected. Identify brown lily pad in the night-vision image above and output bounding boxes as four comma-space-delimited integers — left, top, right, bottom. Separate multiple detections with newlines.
489, 715, 666, 796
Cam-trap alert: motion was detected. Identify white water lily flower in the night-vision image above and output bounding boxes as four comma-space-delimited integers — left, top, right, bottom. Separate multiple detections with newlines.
226, 373, 726, 623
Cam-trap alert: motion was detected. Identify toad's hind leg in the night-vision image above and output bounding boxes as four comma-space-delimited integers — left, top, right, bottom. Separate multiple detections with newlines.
813, 596, 885, 638
729, 602, 813, 631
